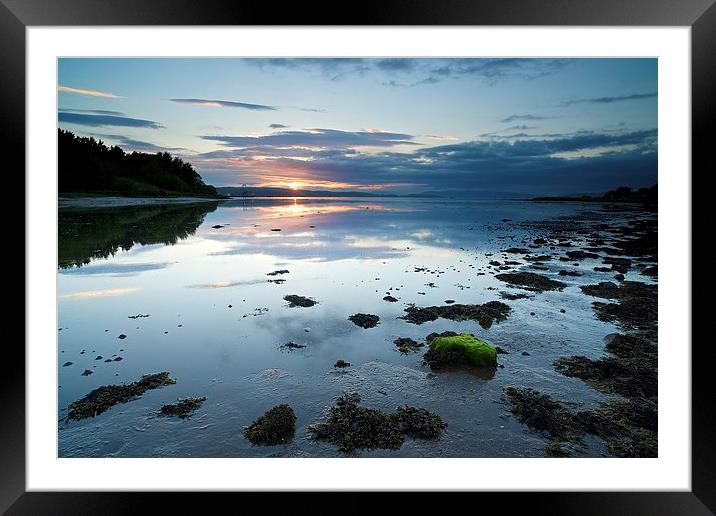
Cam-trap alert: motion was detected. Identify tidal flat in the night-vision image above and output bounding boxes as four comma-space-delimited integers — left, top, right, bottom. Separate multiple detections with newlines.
57, 197, 657, 457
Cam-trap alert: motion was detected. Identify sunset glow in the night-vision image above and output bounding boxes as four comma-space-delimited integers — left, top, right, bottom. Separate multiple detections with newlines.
256, 177, 386, 191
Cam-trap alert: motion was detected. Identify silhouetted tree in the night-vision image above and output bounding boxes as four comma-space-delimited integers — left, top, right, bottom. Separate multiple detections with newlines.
58, 129, 218, 197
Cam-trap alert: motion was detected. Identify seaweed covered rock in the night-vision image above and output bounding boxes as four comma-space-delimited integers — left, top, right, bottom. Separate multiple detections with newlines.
283, 294, 317, 308
66, 372, 176, 421
393, 337, 423, 354
424, 333, 497, 368
566, 250, 599, 260
505, 385, 657, 457
425, 330, 459, 342
603, 256, 632, 273
349, 313, 380, 329
308, 392, 404, 451
545, 442, 574, 457
280, 341, 306, 350
641, 265, 658, 278
244, 404, 297, 445
334, 359, 351, 368
503, 387, 578, 441
554, 338, 656, 399
580, 281, 620, 299
537, 324, 658, 457
500, 291, 531, 300
495, 272, 567, 292
401, 301, 510, 329
607, 427, 658, 457
553, 331, 657, 455
585, 281, 657, 333
395, 405, 447, 439
160, 396, 207, 419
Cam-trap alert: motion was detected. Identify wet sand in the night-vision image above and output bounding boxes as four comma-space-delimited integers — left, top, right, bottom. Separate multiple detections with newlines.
59, 196, 226, 209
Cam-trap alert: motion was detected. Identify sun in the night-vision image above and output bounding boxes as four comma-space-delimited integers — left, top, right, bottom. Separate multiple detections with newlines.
288, 182, 300, 190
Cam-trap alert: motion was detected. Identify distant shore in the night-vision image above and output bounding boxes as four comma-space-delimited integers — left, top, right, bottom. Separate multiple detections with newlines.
58, 196, 225, 209
532, 197, 643, 204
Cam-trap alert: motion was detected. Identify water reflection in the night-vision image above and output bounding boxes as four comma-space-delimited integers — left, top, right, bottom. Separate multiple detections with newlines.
58, 197, 623, 458
58, 287, 140, 300
58, 202, 219, 269
57, 197, 591, 268
202, 197, 468, 262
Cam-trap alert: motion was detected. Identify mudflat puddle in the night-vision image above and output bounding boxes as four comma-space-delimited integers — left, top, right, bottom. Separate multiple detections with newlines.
57, 197, 657, 457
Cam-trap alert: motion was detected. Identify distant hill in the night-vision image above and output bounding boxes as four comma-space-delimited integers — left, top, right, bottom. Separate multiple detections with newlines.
410, 189, 531, 200
533, 185, 657, 205
216, 186, 529, 199
217, 186, 431, 198
59, 129, 220, 198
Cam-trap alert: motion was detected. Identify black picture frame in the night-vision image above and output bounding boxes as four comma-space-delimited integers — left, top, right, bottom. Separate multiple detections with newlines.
4, 0, 711, 513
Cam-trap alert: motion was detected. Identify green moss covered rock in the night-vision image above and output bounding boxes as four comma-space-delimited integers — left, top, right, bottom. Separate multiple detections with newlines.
425, 333, 497, 368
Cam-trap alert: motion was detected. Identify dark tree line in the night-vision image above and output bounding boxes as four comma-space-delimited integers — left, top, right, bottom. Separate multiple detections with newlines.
58, 129, 218, 197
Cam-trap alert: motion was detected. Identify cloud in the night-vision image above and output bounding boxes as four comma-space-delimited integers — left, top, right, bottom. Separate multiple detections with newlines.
59, 108, 125, 116
500, 114, 552, 123
169, 98, 277, 111
58, 112, 163, 129
58, 84, 122, 98
270, 123, 288, 129
247, 58, 569, 86
294, 107, 327, 113
375, 59, 416, 72
92, 134, 184, 153
481, 125, 537, 136
201, 128, 418, 149
560, 92, 657, 106
248, 58, 370, 80
192, 128, 657, 196
423, 58, 570, 85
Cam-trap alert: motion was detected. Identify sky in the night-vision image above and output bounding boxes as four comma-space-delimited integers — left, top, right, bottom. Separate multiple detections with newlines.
58, 58, 657, 196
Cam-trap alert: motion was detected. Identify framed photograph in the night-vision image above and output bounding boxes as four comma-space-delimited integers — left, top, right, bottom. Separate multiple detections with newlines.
7, 0, 711, 512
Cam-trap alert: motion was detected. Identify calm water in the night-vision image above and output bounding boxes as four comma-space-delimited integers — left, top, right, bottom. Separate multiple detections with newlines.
57, 197, 650, 457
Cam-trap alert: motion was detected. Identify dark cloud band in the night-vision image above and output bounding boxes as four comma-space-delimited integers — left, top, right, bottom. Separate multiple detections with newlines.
58, 112, 163, 129
169, 98, 277, 111
202, 128, 418, 149
561, 92, 657, 106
